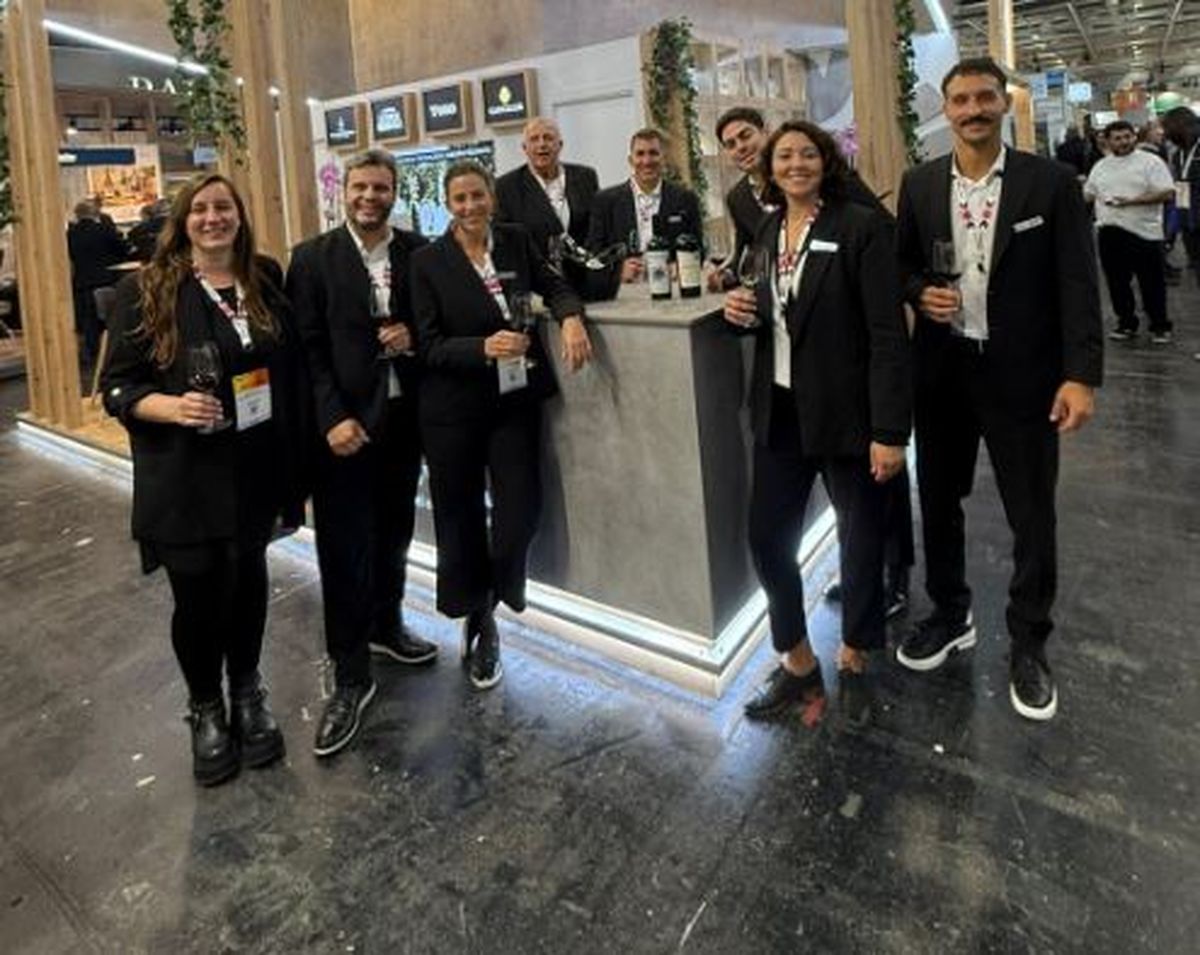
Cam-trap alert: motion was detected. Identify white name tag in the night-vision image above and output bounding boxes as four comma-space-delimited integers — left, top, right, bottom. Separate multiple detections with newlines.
1176, 181, 1191, 211
232, 368, 272, 431
387, 366, 401, 399
1013, 215, 1045, 232
497, 357, 528, 395
810, 239, 839, 253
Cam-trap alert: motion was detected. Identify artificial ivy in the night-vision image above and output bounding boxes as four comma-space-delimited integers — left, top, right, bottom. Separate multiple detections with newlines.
165, 0, 245, 158
644, 18, 707, 202
894, 0, 923, 167
0, 0, 13, 229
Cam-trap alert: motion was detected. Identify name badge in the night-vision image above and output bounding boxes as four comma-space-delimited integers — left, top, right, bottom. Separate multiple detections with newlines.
497, 357, 528, 395
1013, 215, 1045, 233
1176, 181, 1191, 211
232, 367, 272, 431
810, 239, 839, 253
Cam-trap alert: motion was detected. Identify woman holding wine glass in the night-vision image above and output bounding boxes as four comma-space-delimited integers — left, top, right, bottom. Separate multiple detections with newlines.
101, 174, 308, 786
722, 121, 912, 727
410, 160, 591, 690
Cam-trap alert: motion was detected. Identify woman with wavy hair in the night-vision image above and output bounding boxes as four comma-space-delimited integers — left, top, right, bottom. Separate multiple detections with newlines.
101, 174, 308, 786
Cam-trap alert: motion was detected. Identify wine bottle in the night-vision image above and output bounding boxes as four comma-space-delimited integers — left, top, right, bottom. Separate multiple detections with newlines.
645, 233, 672, 302
676, 233, 702, 299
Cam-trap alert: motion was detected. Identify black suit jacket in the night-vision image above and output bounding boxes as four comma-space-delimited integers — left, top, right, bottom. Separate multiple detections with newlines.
410, 222, 582, 426
727, 175, 767, 266
896, 148, 1102, 419
67, 219, 129, 289
586, 179, 704, 299
287, 224, 428, 438
101, 258, 310, 545
744, 200, 911, 455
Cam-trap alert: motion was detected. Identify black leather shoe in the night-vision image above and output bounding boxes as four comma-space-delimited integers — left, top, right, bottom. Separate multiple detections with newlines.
370, 626, 438, 666
744, 664, 825, 720
186, 698, 239, 786
896, 610, 976, 672
884, 566, 910, 620
469, 612, 503, 690
313, 680, 377, 757
229, 676, 285, 768
1010, 646, 1057, 721
836, 669, 874, 729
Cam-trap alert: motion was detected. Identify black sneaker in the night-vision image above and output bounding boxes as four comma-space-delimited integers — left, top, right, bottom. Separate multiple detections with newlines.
369, 626, 438, 666
229, 676, 285, 768
1149, 330, 1174, 345
1108, 327, 1136, 342
743, 663, 825, 720
1009, 646, 1057, 721
313, 680, 377, 757
469, 613, 503, 690
186, 697, 240, 787
836, 668, 873, 729
896, 611, 976, 671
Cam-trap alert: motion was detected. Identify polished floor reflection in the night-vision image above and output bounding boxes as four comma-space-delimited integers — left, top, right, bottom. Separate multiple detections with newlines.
1, 276, 1198, 953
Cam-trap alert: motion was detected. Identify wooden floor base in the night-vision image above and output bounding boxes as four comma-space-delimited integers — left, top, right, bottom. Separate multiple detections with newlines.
18, 399, 130, 458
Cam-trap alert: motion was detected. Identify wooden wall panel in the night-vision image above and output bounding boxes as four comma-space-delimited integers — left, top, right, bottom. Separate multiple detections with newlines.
846, 0, 907, 212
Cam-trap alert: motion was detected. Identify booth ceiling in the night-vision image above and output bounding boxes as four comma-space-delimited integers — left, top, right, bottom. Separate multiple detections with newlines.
952, 0, 1200, 90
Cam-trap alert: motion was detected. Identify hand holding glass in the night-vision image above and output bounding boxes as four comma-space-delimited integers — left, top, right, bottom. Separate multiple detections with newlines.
185, 342, 230, 433
507, 291, 537, 369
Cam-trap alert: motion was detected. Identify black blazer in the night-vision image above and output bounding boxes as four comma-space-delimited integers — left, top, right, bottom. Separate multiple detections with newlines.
727, 175, 768, 266
896, 148, 1103, 419
495, 163, 599, 255
586, 179, 704, 299
744, 200, 911, 455
410, 222, 583, 426
100, 259, 310, 546
287, 224, 428, 438
67, 219, 128, 289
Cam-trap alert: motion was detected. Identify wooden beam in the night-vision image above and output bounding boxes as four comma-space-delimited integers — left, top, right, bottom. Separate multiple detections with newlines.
266, 0, 320, 248
987, 0, 1016, 69
846, 0, 908, 212
5, 0, 82, 427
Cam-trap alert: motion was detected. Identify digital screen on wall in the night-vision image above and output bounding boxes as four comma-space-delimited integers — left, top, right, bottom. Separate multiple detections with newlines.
392, 141, 495, 236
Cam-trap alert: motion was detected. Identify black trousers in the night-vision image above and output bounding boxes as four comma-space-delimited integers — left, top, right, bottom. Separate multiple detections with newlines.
749, 388, 888, 653
312, 397, 422, 685
915, 337, 1059, 646
1181, 226, 1200, 282
161, 538, 269, 703
423, 404, 542, 618
884, 467, 915, 574
1097, 225, 1169, 333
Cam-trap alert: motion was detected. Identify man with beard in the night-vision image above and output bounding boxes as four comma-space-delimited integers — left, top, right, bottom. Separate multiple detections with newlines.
288, 150, 438, 757
495, 117, 599, 297
895, 58, 1102, 721
1084, 121, 1175, 343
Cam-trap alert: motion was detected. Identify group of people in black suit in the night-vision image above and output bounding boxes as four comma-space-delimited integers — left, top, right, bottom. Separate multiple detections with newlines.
720, 56, 1101, 726
101, 55, 1101, 787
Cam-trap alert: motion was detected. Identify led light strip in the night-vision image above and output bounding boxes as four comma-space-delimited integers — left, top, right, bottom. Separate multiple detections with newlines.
43, 18, 208, 76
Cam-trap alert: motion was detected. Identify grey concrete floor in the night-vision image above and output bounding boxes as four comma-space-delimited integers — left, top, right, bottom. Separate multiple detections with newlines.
1, 275, 1198, 953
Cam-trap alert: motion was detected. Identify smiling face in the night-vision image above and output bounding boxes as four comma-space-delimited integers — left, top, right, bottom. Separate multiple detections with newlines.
446, 172, 494, 236
629, 135, 664, 191
523, 119, 563, 179
344, 164, 396, 234
770, 130, 824, 206
185, 181, 240, 255
721, 119, 768, 175
943, 71, 1010, 149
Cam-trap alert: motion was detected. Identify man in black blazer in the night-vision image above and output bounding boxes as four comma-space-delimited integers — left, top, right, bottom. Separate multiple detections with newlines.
586, 127, 703, 299
707, 106, 771, 293
288, 150, 438, 757
895, 58, 1103, 721
495, 117, 599, 296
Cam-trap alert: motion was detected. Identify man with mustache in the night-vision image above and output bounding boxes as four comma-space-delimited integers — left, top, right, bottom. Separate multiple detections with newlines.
1083, 120, 1175, 344
895, 58, 1102, 721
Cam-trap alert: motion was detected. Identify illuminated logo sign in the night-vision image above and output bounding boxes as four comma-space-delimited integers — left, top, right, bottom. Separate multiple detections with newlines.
481, 71, 536, 126
372, 95, 413, 142
422, 83, 471, 136
325, 104, 363, 149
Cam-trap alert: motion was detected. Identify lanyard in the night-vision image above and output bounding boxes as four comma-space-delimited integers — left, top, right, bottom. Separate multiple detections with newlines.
954, 176, 1000, 275
1180, 141, 1199, 181
775, 205, 820, 304
194, 269, 252, 349
469, 231, 511, 323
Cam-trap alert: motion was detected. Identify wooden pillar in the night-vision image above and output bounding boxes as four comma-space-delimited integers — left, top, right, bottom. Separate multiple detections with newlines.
638, 30, 693, 189
266, 0, 319, 247
223, 0, 288, 263
846, 0, 908, 211
987, 0, 1035, 152
4, 0, 82, 426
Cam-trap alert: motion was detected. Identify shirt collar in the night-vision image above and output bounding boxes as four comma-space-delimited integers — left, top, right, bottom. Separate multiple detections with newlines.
631, 177, 662, 200
951, 146, 1007, 186
530, 163, 565, 188
346, 222, 394, 260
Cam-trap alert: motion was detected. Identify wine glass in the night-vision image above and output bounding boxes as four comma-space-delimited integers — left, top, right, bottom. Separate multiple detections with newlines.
186, 342, 230, 433
930, 240, 961, 285
507, 290, 537, 369
737, 244, 770, 290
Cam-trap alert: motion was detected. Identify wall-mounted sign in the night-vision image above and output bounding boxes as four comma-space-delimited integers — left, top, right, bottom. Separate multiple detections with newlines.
480, 69, 537, 127
371, 94, 416, 143
325, 103, 366, 151
1067, 81, 1094, 104
1028, 72, 1049, 102
129, 75, 180, 95
421, 82, 472, 137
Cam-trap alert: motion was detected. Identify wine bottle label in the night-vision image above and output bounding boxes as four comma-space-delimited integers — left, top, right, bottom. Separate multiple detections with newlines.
677, 251, 701, 292
646, 250, 672, 298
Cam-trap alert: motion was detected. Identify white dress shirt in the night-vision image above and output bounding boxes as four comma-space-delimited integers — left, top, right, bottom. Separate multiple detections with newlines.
534, 165, 570, 232
348, 225, 401, 398
770, 217, 814, 390
631, 179, 663, 252
950, 148, 1006, 341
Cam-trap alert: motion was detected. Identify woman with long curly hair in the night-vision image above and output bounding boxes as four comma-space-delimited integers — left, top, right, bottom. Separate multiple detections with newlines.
101, 174, 309, 786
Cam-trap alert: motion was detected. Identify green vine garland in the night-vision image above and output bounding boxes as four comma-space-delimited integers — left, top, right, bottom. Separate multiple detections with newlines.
895, 0, 922, 166
0, 1, 13, 229
165, 0, 245, 158
644, 18, 707, 202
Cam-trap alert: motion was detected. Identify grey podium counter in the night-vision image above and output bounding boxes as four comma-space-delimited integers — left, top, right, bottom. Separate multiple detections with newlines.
407, 283, 834, 696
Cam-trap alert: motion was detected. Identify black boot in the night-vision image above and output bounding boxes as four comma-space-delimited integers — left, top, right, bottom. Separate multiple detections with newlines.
186, 698, 239, 786
229, 675, 285, 769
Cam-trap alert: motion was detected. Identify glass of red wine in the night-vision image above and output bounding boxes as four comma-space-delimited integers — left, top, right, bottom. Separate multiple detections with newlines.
186, 341, 230, 433
507, 290, 538, 369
